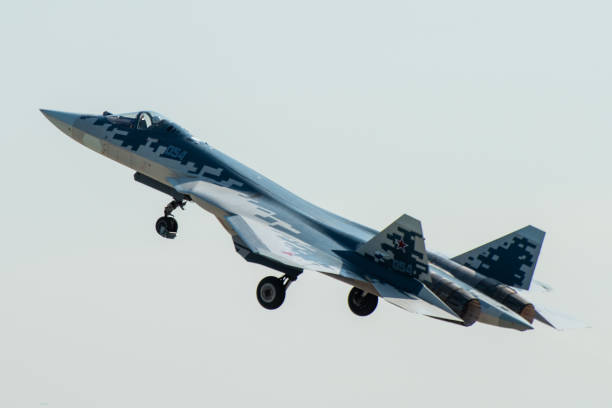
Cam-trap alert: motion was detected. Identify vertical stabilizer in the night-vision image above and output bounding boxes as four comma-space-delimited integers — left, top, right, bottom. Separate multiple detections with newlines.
451, 226, 545, 290
357, 214, 431, 284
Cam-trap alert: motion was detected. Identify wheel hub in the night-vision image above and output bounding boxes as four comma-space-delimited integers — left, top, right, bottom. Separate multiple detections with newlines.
256, 276, 287, 310
260, 283, 276, 303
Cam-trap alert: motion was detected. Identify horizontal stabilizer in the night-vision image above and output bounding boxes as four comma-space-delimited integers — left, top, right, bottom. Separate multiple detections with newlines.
513, 288, 588, 330
452, 225, 545, 290
532, 280, 554, 293
371, 279, 462, 322
534, 304, 589, 330
358, 214, 431, 283
519, 294, 589, 330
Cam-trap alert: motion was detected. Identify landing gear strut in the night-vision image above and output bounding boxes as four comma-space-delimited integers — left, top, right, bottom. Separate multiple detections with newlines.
256, 275, 295, 310
348, 287, 378, 316
155, 198, 187, 239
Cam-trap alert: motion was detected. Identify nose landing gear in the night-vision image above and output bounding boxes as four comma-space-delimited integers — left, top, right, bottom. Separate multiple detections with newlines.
155, 198, 187, 239
155, 216, 178, 239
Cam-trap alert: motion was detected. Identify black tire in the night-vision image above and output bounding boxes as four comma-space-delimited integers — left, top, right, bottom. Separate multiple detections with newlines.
348, 287, 378, 316
155, 216, 177, 239
256, 276, 286, 310
167, 217, 178, 233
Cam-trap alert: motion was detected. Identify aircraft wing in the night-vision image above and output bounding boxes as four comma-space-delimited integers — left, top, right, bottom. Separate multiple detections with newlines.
168, 177, 357, 277
225, 214, 342, 274
169, 178, 470, 322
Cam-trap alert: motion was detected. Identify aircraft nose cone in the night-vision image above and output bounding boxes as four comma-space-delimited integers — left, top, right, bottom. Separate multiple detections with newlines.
40, 109, 82, 137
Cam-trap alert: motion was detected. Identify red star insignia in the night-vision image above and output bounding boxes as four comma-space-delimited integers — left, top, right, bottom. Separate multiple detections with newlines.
395, 239, 407, 251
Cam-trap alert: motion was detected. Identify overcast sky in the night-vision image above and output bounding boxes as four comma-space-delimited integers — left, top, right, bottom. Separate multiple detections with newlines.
1, 1, 611, 407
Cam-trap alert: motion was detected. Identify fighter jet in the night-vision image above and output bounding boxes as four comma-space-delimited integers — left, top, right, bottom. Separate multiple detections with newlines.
41, 109, 584, 331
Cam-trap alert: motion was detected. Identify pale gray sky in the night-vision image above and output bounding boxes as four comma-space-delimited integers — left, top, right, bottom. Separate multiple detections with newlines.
1, 1, 611, 407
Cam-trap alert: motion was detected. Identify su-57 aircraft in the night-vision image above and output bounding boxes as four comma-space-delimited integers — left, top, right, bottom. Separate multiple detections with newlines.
42, 109, 584, 331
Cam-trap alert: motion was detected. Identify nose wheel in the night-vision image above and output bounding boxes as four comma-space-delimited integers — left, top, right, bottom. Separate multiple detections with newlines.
155, 198, 187, 239
156, 216, 178, 239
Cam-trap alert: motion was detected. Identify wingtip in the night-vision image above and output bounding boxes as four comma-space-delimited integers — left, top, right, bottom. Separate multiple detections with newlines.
535, 307, 590, 330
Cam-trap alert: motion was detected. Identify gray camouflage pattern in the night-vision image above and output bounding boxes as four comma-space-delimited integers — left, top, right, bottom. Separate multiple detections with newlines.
40, 109, 582, 331
451, 226, 545, 290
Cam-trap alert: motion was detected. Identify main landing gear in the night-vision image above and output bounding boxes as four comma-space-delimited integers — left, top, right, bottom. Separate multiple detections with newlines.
348, 287, 378, 316
256, 275, 296, 310
155, 198, 187, 239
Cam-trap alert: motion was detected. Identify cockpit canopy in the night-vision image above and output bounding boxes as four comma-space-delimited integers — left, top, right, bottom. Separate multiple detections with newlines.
103, 110, 202, 143
106, 111, 168, 129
